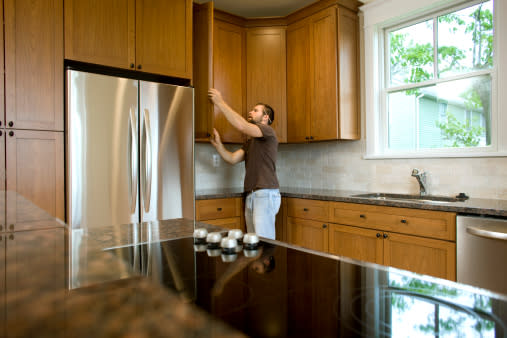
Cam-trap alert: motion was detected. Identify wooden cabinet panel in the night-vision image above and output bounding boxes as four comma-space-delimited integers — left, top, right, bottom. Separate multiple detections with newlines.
287, 198, 329, 222
246, 27, 287, 143
330, 201, 456, 241
0, 3, 4, 129
5, 0, 63, 131
0, 132, 4, 232
6, 131, 64, 230
309, 6, 338, 141
337, 8, 360, 139
213, 20, 245, 143
196, 198, 241, 220
287, 18, 310, 143
136, 0, 192, 78
328, 223, 383, 264
384, 232, 456, 281
193, 2, 214, 140
275, 197, 287, 241
64, 0, 135, 70
287, 217, 328, 252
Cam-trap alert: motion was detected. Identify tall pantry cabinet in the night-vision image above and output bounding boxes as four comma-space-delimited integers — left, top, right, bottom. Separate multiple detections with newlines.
1, 0, 65, 231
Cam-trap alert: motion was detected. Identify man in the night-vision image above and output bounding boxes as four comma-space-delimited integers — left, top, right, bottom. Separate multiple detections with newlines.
208, 88, 280, 240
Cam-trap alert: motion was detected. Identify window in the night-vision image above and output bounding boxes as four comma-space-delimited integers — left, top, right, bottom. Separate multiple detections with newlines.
373, 0, 498, 157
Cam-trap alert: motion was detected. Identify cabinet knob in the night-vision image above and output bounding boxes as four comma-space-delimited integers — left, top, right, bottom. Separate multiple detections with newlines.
137, 64, 142, 70
217, 207, 222, 211
303, 208, 309, 212
322, 224, 327, 229
400, 219, 407, 224
9, 234, 14, 240
9, 224, 14, 231
359, 214, 366, 218
9, 131, 14, 137
309, 136, 314, 140
0, 131, 2, 136
383, 233, 388, 239
206, 133, 211, 137
305, 136, 309, 140
8, 121, 13, 127
130, 63, 135, 68
0, 121, 2, 126
376, 233, 381, 238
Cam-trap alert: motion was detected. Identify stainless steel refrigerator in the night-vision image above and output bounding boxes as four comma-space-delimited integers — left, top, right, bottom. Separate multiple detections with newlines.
66, 70, 194, 229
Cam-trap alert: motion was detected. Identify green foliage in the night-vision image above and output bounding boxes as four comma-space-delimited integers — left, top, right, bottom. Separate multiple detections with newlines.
436, 111, 484, 147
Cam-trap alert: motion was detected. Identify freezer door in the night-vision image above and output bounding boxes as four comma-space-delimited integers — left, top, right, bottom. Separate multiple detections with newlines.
139, 81, 194, 222
67, 70, 139, 229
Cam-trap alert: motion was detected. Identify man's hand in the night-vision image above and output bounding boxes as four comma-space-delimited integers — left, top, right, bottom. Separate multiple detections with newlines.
210, 128, 222, 148
208, 88, 224, 106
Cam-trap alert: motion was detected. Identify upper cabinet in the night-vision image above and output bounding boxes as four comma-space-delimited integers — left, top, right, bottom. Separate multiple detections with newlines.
287, 6, 360, 142
65, 0, 192, 79
194, 5, 246, 143
246, 27, 287, 143
5, 0, 64, 131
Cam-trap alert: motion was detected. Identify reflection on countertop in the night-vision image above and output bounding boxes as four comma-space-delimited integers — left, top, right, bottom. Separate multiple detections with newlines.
196, 187, 507, 217
0, 190, 243, 338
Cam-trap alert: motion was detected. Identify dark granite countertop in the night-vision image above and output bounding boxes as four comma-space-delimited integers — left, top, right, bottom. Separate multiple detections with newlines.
196, 187, 507, 217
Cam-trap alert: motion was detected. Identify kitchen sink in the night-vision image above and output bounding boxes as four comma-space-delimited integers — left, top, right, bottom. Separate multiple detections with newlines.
350, 193, 467, 204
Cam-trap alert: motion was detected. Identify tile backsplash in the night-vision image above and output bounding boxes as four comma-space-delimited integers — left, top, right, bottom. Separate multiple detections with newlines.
195, 142, 507, 199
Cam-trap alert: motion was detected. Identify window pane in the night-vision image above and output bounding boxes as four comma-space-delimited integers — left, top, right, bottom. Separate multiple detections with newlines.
438, 1, 493, 78
388, 75, 491, 150
389, 20, 434, 87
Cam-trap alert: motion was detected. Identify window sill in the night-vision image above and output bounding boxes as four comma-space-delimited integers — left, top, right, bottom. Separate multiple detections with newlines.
363, 151, 507, 160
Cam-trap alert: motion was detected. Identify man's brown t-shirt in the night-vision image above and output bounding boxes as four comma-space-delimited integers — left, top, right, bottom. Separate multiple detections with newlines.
241, 123, 279, 192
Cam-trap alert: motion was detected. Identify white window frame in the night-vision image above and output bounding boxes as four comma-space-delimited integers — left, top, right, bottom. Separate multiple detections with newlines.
361, 0, 507, 159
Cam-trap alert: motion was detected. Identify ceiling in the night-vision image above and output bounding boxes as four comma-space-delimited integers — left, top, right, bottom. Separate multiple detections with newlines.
193, 0, 319, 18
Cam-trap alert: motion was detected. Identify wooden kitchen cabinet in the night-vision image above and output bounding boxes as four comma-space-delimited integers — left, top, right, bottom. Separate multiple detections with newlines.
246, 27, 287, 143
5, 0, 64, 131
196, 197, 245, 232
65, 0, 192, 79
6, 130, 65, 230
328, 223, 383, 264
287, 217, 329, 252
193, 7, 246, 143
287, 6, 360, 142
285, 197, 457, 281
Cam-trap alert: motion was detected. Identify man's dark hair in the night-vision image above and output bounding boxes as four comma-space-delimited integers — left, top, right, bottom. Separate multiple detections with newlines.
258, 103, 274, 125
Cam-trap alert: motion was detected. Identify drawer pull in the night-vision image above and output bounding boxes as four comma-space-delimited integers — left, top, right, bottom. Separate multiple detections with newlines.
383, 233, 388, 239
217, 207, 222, 211
303, 208, 309, 212
376, 233, 381, 238
400, 219, 407, 224
359, 214, 366, 218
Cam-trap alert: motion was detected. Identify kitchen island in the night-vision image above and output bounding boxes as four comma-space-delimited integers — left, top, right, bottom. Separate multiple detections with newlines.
1, 191, 506, 337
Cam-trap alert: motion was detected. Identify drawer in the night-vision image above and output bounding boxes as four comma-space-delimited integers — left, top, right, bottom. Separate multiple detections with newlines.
202, 217, 244, 232
196, 198, 241, 220
330, 202, 456, 241
286, 198, 329, 222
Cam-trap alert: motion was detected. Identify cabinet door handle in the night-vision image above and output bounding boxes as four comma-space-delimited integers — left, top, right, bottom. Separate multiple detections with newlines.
322, 224, 327, 229
217, 207, 222, 211
9, 131, 14, 137
137, 64, 142, 70
359, 214, 366, 218
401, 219, 407, 224
0, 131, 2, 136
383, 233, 388, 239
376, 233, 381, 238
9, 234, 14, 240
130, 63, 135, 68
9, 224, 14, 231
309, 136, 314, 140
303, 208, 309, 212
8, 121, 13, 127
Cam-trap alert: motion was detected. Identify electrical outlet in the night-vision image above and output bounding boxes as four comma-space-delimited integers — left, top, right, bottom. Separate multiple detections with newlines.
212, 154, 220, 167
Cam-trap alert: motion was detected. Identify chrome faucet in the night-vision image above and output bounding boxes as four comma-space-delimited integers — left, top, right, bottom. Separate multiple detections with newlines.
411, 168, 428, 196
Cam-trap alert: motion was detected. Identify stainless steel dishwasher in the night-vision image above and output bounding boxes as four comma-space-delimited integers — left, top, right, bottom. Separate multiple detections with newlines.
457, 215, 507, 295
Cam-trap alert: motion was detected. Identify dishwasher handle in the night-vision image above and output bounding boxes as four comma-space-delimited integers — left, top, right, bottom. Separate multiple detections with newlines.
466, 224, 507, 241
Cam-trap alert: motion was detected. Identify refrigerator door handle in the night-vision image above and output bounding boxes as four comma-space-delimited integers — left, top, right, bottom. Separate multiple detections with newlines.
142, 108, 152, 213
128, 107, 138, 214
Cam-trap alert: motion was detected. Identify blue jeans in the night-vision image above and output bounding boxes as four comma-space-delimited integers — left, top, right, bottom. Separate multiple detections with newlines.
245, 189, 281, 240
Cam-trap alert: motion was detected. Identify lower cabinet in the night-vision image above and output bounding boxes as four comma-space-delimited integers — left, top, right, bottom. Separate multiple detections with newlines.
196, 197, 245, 232
285, 197, 457, 281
